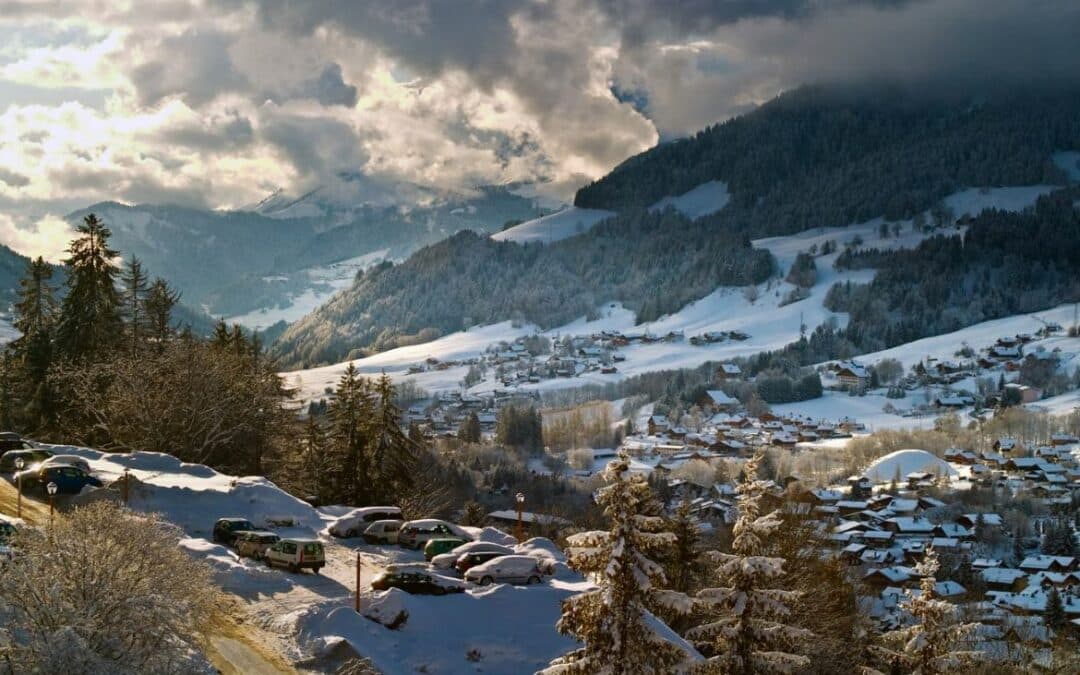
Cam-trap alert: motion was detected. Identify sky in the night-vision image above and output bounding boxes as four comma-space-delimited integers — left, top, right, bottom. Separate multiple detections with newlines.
0, 0, 1077, 261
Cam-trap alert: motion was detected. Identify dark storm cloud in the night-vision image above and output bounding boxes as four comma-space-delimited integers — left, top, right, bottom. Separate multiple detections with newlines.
260, 114, 369, 181
154, 113, 255, 152
130, 29, 249, 107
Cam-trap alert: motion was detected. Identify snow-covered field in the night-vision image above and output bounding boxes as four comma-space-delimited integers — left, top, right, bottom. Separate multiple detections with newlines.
23, 444, 588, 674
649, 180, 730, 218
491, 206, 615, 244
226, 249, 390, 331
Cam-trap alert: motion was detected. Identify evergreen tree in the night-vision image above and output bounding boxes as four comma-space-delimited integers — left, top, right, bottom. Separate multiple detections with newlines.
56, 214, 122, 360
665, 501, 707, 595
867, 547, 981, 674
1045, 587, 1066, 630
687, 452, 812, 674
460, 500, 488, 527
120, 257, 149, 355
11, 256, 58, 429
212, 320, 231, 350
300, 413, 330, 504
369, 373, 416, 505
458, 411, 481, 443
143, 277, 180, 350
543, 451, 695, 674
329, 364, 370, 504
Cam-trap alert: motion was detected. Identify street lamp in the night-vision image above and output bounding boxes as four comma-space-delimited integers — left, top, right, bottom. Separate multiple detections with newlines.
46, 481, 58, 529
515, 492, 525, 543
14, 457, 24, 519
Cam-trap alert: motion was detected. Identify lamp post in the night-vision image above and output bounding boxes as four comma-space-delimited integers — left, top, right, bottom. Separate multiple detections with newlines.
46, 481, 58, 529
14, 457, 24, 519
355, 551, 362, 613
515, 492, 525, 543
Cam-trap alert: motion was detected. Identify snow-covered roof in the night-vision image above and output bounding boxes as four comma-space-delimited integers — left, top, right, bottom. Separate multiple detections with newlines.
862, 449, 958, 483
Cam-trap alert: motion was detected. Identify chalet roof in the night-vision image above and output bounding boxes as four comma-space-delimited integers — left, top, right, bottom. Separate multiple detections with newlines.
705, 390, 737, 406
981, 568, 1027, 585
1020, 555, 1076, 570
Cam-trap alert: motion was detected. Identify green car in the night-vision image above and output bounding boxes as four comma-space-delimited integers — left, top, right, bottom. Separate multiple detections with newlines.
424, 537, 468, 561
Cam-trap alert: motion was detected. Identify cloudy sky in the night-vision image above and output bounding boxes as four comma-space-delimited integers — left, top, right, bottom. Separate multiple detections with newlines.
0, 0, 1076, 259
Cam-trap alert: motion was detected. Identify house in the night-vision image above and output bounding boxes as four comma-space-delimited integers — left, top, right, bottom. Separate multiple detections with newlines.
1004, 383, 1042, 404
935, 394, 975, 408
647, 415, 670, 435
864, 566, 917, 588
882, 516, 936, 536
835, 361, 869, 390
1051, 433, 1080, 446
993, 437, 1022, 456
716, 363, 743, 379
958, 513, 1003, 530
705, 389, 739, 411
989, 344, 1022, 360
1019, 555, 1078, 574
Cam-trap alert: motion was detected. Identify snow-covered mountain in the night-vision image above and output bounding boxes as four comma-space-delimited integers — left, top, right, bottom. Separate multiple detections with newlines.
66, 179, 548, 327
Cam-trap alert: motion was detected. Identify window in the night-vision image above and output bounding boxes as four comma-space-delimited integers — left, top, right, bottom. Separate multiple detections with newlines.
303, 543, 322, 555
282, 543, 297, 554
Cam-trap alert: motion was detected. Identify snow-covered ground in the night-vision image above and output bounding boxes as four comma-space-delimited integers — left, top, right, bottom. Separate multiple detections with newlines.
226, 249, 390, 331
494, 179, 731, 245
491, 206, 615, 244
284, 183, 1064, 410
649, 180, 730, 218
0, 316, 19, 344
23, 444, 589, 674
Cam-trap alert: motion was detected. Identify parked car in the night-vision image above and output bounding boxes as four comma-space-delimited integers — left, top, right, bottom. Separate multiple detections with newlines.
423, 537, 469, 561
0, 448, 53, 474
328, 506, 403, 538
464, 555, 544, 586
428, 541, 513, 570
370, 565, 467, 595
454, 550, 513, 573
397, 519, 470, 550
362, 519, 404, 544
38, 455, 92, 475
212, 518, 257, 546
0, 432, 33, 456
264, 538, 325, 573
15, 464, 102, 495
234, 530, 280, 559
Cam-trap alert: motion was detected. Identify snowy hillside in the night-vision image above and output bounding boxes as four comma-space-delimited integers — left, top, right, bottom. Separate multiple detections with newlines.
491, 206, 614, 244
648, 180, 730, 218
285, 183, 1062, 411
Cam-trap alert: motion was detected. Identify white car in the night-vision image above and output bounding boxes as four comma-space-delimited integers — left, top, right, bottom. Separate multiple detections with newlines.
264, 538, 325, 574
328, 506, 403, 538
39, 455, 93, 475
397, 519, 470, 550
362, 519, 404, 545
429, 541, 514, 569
464, 554, 545, 586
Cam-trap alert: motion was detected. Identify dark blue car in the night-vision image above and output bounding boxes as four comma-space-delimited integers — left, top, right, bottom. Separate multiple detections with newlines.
15, 464, 102, 495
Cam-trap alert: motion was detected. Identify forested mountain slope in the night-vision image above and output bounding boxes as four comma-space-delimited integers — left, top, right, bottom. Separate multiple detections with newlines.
576, 84, 1080, 237
273, 209, 773, 366
273, 84, 1080, 369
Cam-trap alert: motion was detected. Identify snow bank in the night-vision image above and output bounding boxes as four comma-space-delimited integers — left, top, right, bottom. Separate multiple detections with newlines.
862, 449, 958, 483
42, 444, 327, 536
491, 207, 614, 244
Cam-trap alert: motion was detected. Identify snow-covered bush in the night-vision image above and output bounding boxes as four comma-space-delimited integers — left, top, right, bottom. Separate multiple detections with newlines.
0, 502, 217, 673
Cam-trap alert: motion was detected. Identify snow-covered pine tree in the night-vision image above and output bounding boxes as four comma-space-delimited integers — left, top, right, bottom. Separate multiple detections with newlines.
686, 451, 812, 674
866, 546, 982, 674
541, 451, 697, 675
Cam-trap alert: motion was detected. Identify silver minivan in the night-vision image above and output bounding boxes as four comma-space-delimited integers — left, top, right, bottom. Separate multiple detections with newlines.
464, 555, 544, 586
362, 519, 404, 545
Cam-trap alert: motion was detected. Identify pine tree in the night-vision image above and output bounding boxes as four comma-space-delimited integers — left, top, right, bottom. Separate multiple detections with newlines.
329, 364, 370, 505
665, 501, 706, 594
301, 413, 330, 504
542, 451, 696, 675
143, 277, 180, 350
867, 547, 981, 674
55, 214, 122, 360
212, 320, 231, 350
11, 256, 58, 429
369, 373, 416, 504
458, 411, 481, 443
120, 257, 149, 355
1045, 587, 1066, 630
460, 500, 487, 527
687, 452, 812, 674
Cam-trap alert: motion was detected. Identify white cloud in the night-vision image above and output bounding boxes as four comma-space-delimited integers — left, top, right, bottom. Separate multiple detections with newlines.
0, 213, 75, 263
